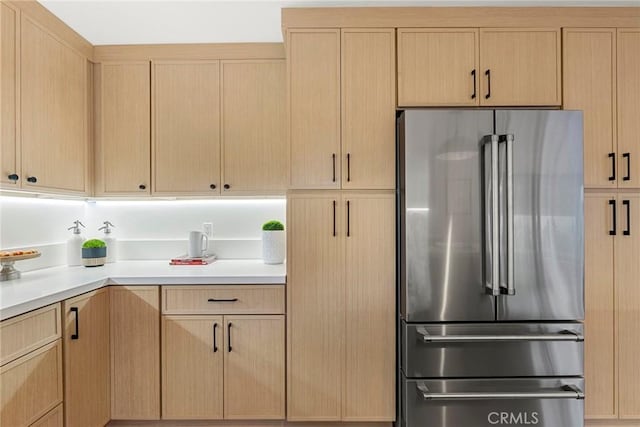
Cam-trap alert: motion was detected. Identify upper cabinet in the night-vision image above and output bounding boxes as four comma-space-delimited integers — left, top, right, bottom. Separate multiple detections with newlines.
617, 29, 640, 189
0, 3, 19, 188
152, 61, 221, 196
221, 60, 287, 194
288, 28, 396, 190
95, 62, 151, 196
21, 15, 89, 194
398, 28, 561, 107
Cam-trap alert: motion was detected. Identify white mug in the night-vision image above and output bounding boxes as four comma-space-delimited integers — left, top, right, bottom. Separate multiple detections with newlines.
188, 231, 209, 258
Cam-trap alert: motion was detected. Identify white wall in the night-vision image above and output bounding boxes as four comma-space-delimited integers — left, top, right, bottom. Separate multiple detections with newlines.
0, 196, 286, 271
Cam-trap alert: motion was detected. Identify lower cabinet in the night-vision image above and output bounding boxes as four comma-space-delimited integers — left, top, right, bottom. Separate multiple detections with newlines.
31, 404, 63, 427
63, 288, 110, 427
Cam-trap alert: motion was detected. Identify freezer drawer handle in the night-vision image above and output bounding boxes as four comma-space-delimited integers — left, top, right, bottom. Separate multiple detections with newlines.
416, 327, 584, 343
416, 383, 584, 401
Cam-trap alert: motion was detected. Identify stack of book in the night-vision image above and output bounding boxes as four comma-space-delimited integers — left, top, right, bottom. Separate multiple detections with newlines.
169, 254, 217, 265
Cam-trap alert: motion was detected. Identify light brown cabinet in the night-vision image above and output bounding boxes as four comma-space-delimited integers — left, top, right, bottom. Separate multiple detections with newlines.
221, 60, 287, 194
31, 404, 64, 427
0, 2, 19, 188
617, 29, 640, 190
95, 62, 151, 195
152, 61, 221, 195
287, 191, 395, 421
110, 286, 160, 420
63, 288, 110, 427
21, 15, 89, 194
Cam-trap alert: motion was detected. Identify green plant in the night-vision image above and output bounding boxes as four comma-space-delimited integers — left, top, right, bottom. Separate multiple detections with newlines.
82, 239, 106, 249
262, 220, 284, 231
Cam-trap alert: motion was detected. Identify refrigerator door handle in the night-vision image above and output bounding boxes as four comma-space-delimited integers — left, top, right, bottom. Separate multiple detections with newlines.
499, 134, 515, 296
482, 135, 501, 296
416, 327, 584, 343
416, 383, 585, 401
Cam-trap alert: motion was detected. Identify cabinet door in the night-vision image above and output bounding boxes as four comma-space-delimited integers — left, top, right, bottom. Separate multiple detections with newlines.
162, 315, 223, 419
341, 29, 396, 190
563, 29, 616, 189
1, 3, 19, 188
96, 62, 151, 195
110, 287, 160, 420
63, 289, 110, 427
343, 192, 396, 421
398, 28, 479, 107
480, 28, 561, 106
153, 61, 220, 195
31, 404, 63, 427
617, 29, 640, 189
221, 60, 287, 194
224, 315, 285, 419
584, 194, 616, 419
617, 193, 640, 418
21, 16, 88, 193
288, 30, 341, 189
287, 192, 343, 420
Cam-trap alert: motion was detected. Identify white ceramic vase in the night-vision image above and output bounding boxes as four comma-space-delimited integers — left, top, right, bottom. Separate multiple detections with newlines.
262, 230, 285, 264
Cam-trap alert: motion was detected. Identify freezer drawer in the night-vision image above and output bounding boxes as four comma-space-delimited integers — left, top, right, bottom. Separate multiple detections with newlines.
402, 322, 583, 378
401, 377, 584, 427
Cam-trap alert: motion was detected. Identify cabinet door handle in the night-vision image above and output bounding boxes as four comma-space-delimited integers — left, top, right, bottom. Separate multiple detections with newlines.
70, 307, 79, 340
210, 184, 217, 190
609, 199, 617, 236
213, 322, 218, 352
347, 200, 351, 237
609, 153, 616, 181
207, 298, 238, 303
7, 174, 19, 181
26, 176, 37, 183
332, 153, 336, 183
333, 200, 337, 237
347, 153, 351, 182
485, 69, 491, 99
471, 69, 477, 99
227, 322, 233, 352
224, 184, 230, 190
623, 199, 631, 236
623, 153, 631, 181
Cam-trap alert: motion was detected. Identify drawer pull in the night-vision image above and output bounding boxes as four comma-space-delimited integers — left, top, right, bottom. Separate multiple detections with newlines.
416, 327, 583, 343
416, 383, 584, 401
70, 307, 79, 340
207, 298, 238, 303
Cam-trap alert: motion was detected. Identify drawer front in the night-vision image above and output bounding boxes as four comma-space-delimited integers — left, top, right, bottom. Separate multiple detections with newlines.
162, 285, 285, 314
31, 404, 63, 427
401, 377, 584, 427
1, 304, 61, 366
1, 340, 63, 426
402, 322, 583, 378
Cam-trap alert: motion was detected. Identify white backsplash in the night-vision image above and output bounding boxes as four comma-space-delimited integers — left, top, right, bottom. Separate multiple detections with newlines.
0, 196, 286, 272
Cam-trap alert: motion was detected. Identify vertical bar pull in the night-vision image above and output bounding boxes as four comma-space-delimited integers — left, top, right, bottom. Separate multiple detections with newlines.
471, 69, 477, 99
333, 200, 337, 237
482, 135, 500, 296
623, 153, 631, 181
500, 134, 515, 296
347, 153, 351, 182
70, 307, 79, 340
227, 322, 233, 352
609, 199, 617, 236
609, 153, 616, 181
347, 200, 351, 237
485, 69, 491, 99
212, 322, 218, 352
332, 153, 336, 183
623, 200, 631, 236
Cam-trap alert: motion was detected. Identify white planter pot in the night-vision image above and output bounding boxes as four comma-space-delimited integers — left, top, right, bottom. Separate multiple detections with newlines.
262, 230, 285, 264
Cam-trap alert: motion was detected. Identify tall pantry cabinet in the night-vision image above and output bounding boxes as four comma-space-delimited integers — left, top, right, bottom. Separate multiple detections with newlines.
286, 28, 396, 421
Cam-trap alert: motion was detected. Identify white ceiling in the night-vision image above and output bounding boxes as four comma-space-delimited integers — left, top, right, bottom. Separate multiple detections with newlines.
39, 0, 639, 45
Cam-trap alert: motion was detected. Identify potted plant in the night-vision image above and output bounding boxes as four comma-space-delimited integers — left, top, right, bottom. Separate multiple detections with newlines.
262, 220, 285, 265
82, 239, 107, 267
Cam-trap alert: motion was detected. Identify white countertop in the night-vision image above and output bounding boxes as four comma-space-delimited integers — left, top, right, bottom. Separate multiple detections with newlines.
0, 260, 286, 321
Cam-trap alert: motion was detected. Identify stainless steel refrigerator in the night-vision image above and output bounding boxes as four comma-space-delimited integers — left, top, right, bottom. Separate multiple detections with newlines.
398, 110, 585, 427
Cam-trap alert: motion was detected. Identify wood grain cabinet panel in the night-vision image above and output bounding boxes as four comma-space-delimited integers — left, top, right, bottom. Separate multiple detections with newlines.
584, 194, 617, 419
20, 15, 88, 194
223, 315, 285, 419
221, 60, 287, 194
63, 289, 110, 427
341, 29, 396, 190
153, 61, 221, 195
288, 30, 341, 189
617, 29, 640, 189
616, 193, 640, 419
95, 62, 151, 195
162, 315, 224, 420
397, 28, 479, 107
31, 404, 63, 427
110, 286, 160, 420
563, 29, 617, 189
480, 28, 561, 106
1, 3, 19, 189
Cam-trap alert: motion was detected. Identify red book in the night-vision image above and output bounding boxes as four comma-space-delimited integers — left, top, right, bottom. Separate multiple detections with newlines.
169, 254, 216, 265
